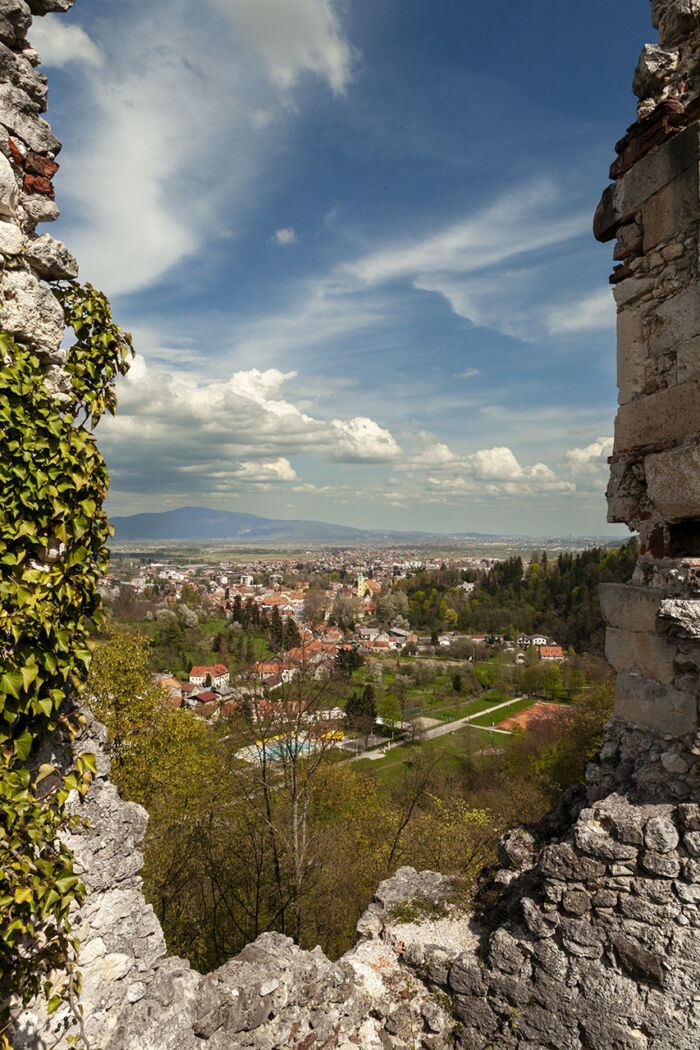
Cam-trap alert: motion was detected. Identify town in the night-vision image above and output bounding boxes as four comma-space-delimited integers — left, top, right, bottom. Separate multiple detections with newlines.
99, 547, 578, 765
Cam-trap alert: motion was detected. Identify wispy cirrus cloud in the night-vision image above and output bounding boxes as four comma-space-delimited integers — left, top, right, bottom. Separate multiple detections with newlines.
546, 287, 615, 334
344, 181, 588, 286
42, 0, 356, 295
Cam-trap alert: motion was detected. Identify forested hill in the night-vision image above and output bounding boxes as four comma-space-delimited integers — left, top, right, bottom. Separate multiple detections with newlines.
398, 539, 639, 653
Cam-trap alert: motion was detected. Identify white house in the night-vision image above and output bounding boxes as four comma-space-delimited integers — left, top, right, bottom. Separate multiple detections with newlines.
189, 663, 230, 690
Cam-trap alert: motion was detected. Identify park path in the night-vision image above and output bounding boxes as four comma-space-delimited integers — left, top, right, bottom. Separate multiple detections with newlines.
351, 694, 526, 762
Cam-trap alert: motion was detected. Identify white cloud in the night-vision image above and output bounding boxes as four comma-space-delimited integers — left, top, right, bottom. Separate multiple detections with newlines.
207, 0, 355, 94
293, 482, 335, 493
330, 417, 401, 462
566, 436, 613, 483
456, 368, 480, 379
345, 182, 588, 287
32, 17, 104, 68
53, 0, 355, 294
546, 288, 615, 334
100, 359, 402, 501
273, 226, 298, 245
410, 442, 457, 466
234, 458, 298, 482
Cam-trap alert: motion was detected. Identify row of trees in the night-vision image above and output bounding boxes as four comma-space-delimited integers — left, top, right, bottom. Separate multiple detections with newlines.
397, 540, 639, 652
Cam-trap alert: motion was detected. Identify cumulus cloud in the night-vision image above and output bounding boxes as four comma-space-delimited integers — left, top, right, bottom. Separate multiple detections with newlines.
330, 417, 402, 462
566, 437, 614, 490
31, 17, 104, 67
99, 359, 401, 502
409, 442, 457, 466
100, 353, 613, 516
233, 458, 298, 482
546, 288, 615, 334
273, 227, 298, 245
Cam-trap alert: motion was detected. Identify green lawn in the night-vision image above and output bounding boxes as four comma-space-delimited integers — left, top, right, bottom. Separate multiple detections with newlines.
469, 695, 543, 727
353, 724, 507, 788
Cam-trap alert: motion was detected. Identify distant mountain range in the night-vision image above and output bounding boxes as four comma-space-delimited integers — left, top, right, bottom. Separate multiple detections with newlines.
109, 507, 502, 545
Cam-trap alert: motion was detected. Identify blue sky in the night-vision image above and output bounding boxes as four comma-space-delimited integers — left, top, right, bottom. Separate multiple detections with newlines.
34, 0, 652, 536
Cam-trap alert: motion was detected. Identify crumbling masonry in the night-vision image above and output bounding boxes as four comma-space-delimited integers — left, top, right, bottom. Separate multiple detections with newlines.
3, 1, 700, 1048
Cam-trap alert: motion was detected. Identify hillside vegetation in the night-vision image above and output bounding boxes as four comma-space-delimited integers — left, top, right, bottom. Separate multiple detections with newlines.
398, 539, 638, 651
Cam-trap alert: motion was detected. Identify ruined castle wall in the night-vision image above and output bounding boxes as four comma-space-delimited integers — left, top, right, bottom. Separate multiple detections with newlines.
7, 3, 700, 1050
590, 0, 700, 800
0, 0, 79, 404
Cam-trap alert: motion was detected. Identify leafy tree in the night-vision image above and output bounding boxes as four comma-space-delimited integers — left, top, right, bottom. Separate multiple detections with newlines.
283, 617, 301, 650
303, 588, 327, 624
180, 583, 197, 607
269, 607, 284, 651
334, 647, 363, 678
379, 693, 402, 734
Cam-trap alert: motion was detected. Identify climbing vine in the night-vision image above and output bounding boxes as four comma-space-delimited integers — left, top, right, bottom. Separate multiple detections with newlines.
0, 283, 133, 1047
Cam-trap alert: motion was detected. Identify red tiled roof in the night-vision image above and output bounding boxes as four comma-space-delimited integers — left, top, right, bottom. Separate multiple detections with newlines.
538, 645, 564, 659
190, 663, 228, 678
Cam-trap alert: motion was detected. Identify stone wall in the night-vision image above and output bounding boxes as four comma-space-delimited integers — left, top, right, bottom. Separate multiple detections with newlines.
592, 0, 700, 791
0, 0, 78, 405
6, 3, 700, 1049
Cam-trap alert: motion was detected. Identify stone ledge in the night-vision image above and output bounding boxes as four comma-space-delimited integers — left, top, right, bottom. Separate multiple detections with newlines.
646, 445, 700, 519
594, 120, 699, 242
614, 378, 700, 452
613, 671, 697, 735
600, 582, 666, 632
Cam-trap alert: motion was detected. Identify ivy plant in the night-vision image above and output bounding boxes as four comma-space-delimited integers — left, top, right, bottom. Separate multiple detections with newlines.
0, 283, 133, 1048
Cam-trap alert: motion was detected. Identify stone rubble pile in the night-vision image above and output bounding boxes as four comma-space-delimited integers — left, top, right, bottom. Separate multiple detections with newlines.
5, 1, 700, 1048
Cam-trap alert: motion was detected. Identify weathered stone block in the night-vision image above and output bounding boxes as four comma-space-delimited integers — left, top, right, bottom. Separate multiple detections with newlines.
613, 672, 697, 735
614, 379, 700, 451
641, 170, 699, 251
658, 598, 700, 638
594, 123, 699, 242
646, 285, 700, 358
0, 147, 17, 217
633, 43, 679, 98
616, 305, 646, 404
575, 821, 639, 861
0, 0, 31, 42
644, 815, 680, 852
600, 583, 664, 633
645, 445, 700, 519
652, 0, 700, 45
677, 335, 700, 384
0, 217, 22, 252
0, 267, 64, 349
27, 0, 76, 12
25, 232, 78, 280
605, 626, 677, 684
612, 275, 655, 308
0, 82, 60, 153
